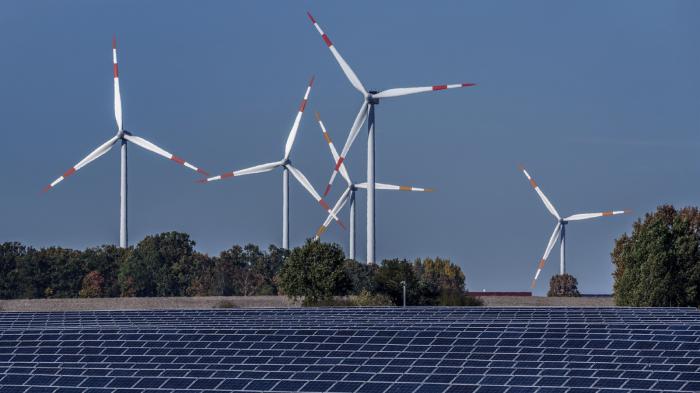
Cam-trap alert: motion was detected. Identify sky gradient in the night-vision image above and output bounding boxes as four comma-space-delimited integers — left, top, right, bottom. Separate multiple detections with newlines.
1, 1, 699, 294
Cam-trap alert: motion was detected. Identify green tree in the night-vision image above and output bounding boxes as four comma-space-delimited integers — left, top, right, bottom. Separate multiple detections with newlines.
547, 273, 581, 297
278, 239, 350, 305
413, 257, 466, 291
344, 259, 376, 295
375, 259, 420, 306
260, 245, 288, 295
0, 242, 30, 299
118, 232, 196, 297
81, 245, 129, 297
185, 253, 217, 296
613, 205, 700, 307
216, 245, 246, 295
17, 247, 85, 298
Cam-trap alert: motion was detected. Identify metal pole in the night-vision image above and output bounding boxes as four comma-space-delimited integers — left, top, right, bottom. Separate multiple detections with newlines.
349, 189, 356, 260
560, 223, 566, 275
119, 139, 127, 248
282, 167, 289, 249
366, 102, 376, 264
401, 281, 406, 307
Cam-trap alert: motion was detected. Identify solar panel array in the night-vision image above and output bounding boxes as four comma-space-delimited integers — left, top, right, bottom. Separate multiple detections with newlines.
0, 307, 699, 393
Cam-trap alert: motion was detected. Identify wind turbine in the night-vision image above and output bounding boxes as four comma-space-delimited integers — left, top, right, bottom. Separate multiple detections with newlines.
199, 77, 342, 249
313, 112, 433, 260
43, 37, 209, 248
519, 166, 629, 288
307, 12, 475, 263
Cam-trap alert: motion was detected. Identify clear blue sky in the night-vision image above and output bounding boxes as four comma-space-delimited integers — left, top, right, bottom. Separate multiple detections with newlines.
1, 1, 698, 294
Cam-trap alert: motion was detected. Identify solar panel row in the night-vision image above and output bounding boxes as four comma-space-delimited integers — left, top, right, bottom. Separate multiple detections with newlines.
0, 307, 698, 392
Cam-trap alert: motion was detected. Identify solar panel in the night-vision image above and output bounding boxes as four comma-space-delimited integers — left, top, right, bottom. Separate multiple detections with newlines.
0, 307, 698, 392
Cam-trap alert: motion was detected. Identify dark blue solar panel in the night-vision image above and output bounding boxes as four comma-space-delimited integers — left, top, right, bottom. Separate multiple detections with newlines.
0, 307, 698, 393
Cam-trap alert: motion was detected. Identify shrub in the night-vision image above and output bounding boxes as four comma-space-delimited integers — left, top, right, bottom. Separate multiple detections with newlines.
438, 288, 484, 306
302, 290, 394, 307
547, 274, 581, 297
352, 289, 393, 306
214, 300, 239, 308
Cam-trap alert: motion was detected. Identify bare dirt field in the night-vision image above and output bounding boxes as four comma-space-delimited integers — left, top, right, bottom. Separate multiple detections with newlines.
0, 296, 614, 312
477, 295, 615, 307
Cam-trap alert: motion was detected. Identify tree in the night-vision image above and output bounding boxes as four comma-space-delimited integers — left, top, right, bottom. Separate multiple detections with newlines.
260, 245, 288, 295
278, 239, 350, 304
79, 271, 105, 298
375, 259, 420, 306
413, 257, 466, 291
15, 247, 86, 298
547, 273, 580, 297
81, 245, 129, 297
216, 245, 246, 296
185, 253, 217, 296
118, 232, 196, 297
344, 259, 376, 295
612, 205, 700, 307
0, 242, 29, 299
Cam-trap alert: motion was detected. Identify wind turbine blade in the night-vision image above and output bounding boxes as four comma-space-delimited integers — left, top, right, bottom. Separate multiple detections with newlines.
373, 182, 434, 192
287, 163, 345, 229
198, 161, 281, 183
113, 36, 123, 131
307, 12, 366, 95
43, 136, 119, 192
324, 100, 368, 196
284, 76, 314, 160
374, 83, 476, 99
316, 112, 351, 186
519, 165, 560, 220
315, 186, 352, 239
531, 223, 562, 289
123, 134, 209, 176
564, 210, 630, 221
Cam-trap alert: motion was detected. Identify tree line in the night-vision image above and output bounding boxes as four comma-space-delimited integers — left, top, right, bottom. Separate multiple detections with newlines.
0, 232, 479, 306
6, 205, 695, 307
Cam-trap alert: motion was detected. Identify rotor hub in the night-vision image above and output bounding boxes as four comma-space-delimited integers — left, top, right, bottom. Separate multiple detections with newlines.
367, 91, 379, 105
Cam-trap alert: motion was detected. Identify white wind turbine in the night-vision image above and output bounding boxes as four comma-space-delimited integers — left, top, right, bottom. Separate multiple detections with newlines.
43, 37, 209, 248
199, 77, 342, 249
307, 12, 475, 263
313, 112, 433, 260
519, 165, 629, 288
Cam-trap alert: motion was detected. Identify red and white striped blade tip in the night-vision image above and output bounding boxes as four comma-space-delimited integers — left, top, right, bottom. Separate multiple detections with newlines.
306, 11, 316, 23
